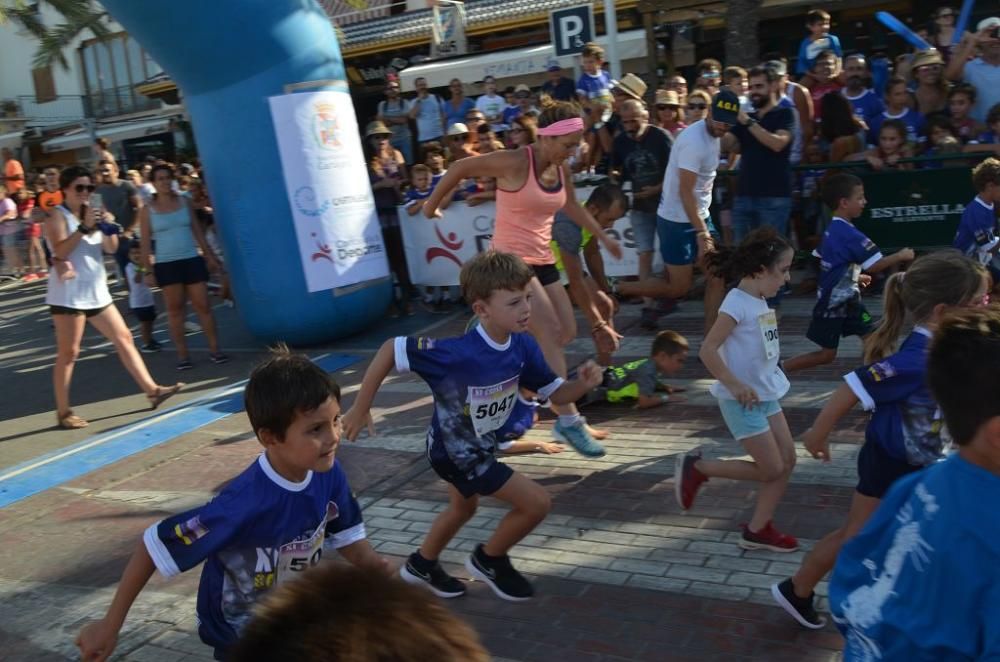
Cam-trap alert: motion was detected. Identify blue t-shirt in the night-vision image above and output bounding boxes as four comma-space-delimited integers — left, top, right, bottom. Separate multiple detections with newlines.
394, 325, 563, 474
953, 196, 998, 264
143, 454, 365, 652
830, 454, 1000, 661
843, 89, 885, 129
796, 33, 843, 76
542, 76, 576, 102
405, 187, 433, 203
868, 108, 925, 147
442, 97, 475, 131
813, 218, 883, 316
576, 70, 613, 103
844, 328, 949, 465
412, 94, 444, 141
502, 104, 522, 127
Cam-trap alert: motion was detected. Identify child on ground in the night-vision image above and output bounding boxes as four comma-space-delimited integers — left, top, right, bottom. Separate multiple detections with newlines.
675, 228, 799, 552
597, 330, 689, 409
771, 251, 988, 629
782, 173, 915, 373
796, 9, 843, 77
126, 240, 160, 352
828, 305, 1000, 660
953, 157, 1000, 288
343, 251, 604, 601
229, 563, 490, 662
76, 348, 389, 661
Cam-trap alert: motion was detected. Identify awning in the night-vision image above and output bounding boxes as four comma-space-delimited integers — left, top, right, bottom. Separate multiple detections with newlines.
400, 29, 648, 89
0, 131, 22, 151
42, 117, 172, 154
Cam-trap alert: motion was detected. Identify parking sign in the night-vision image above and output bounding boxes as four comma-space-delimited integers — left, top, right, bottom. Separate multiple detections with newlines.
549, 4, 595, 57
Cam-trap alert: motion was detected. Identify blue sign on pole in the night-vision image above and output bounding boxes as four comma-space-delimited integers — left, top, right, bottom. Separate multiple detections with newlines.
549, 4, 595, 57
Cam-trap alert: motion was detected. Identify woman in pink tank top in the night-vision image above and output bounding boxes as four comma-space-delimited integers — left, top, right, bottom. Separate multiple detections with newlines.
423, 101, 623, 454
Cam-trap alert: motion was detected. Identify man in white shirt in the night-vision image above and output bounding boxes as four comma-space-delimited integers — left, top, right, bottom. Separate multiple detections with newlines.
946, 19, 1000, 123
616, 90, 737, 334
474, 75, 506, 134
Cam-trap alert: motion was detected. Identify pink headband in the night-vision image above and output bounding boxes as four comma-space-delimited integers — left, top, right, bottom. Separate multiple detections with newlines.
537, 117, 584, 136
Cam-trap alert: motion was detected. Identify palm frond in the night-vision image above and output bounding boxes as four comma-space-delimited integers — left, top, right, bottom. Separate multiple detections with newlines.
32, 9, 110, 70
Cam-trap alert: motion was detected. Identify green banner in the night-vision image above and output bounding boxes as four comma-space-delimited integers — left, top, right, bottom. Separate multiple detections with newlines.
854, 167, 973, 250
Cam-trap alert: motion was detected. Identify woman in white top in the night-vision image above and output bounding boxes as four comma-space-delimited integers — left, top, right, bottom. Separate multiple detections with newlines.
45, 166, 183, 429
675, 227, 800, 553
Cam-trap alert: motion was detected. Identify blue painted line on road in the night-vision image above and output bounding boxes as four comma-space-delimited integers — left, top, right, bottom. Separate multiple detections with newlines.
0, 353, 361, 509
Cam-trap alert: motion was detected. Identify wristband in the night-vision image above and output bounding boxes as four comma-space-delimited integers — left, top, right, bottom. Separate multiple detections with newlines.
98, 221, 121, 236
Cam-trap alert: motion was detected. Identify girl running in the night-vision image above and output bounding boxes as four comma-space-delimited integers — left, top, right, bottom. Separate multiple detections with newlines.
771, 251, 988, 629
675, 228, 799, 552
422, 99, 622, 457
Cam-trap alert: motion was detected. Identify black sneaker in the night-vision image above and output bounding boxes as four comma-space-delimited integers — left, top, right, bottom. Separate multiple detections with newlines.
465, 544, 533, 601
399, 553, 466, 599
176, 359, 193, 371
771, 578, 827, 629
209, 352, 229, 365
639, 307, 659, 330
140, 341, 162, 353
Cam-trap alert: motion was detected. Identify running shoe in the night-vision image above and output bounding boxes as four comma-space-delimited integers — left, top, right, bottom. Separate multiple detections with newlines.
771, 578, 827, 629
209, 352, 230, 365
674, 449, 708, 510
552, 418, 606, 457
176, 359, 194, 371
639, 307, 659, 330
140, 340, 162, 353
22, 273, 39, 282
465, 544, 533, 601
400, 553, 466, 599
739, 521, 799, 552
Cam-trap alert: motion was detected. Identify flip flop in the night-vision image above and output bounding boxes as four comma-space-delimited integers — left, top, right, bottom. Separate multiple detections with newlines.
148, 383, 185, 410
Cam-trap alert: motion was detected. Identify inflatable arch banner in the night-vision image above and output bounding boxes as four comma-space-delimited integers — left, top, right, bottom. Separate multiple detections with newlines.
101, 0, 392, 345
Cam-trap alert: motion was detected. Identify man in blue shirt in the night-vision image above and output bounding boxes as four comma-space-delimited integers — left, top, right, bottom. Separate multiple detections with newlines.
541, 64, 575, 102
841, 54, 884, 130
408, 76, 445, 145
830, 306, 1000, 661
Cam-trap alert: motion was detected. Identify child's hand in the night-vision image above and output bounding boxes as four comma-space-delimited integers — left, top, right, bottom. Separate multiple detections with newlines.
728, 381, 759, 408
858, 273, 872, 289
76, 618, 119, 662
576, 360, 604, 388
422, 204, 443, 220
342, 407, 374, 442
803, 427, 831, 462
897, 247, 915, 263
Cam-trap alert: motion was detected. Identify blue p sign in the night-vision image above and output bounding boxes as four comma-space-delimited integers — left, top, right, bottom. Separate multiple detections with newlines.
550, 5, 595, 57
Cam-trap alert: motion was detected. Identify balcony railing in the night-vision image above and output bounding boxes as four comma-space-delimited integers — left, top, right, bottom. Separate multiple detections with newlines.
15, 90, 161, 126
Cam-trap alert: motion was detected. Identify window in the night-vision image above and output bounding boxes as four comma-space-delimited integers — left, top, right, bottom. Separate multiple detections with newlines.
32, 67, 56, 103
79, 32, 161, 119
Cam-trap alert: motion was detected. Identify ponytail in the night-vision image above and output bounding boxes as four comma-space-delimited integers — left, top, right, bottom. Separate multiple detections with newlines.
703, 227, 792, 283
863, 272, 906, 363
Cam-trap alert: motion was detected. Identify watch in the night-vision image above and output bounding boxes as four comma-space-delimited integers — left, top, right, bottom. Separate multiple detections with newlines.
745, 117, 758, 128
76, 224, 93, 235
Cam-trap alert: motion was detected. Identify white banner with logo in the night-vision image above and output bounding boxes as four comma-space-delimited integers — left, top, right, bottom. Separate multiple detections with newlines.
398, 189, 656, 287
431, 1, 467, 58
269, 90, 390, 293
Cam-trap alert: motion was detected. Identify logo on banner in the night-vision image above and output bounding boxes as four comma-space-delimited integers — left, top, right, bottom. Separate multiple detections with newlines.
311, 233, 335, 263
431, 1, 467, 57
426, 224, 464, 267
312, 102, 343, 150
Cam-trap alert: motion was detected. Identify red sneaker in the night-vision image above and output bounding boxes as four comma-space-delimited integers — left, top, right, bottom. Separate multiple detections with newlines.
22, 273, 39, 282
739, 521, 799, 552
674, 450, 708, 510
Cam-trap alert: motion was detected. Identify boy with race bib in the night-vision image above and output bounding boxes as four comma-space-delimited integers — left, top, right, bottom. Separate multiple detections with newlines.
344, 251, 603, 602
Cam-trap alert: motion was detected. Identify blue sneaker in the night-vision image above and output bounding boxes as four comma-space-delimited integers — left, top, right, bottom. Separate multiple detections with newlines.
552, 418, 606, 457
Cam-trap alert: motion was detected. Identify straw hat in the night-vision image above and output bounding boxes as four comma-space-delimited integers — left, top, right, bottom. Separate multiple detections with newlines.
611, 73, 648, 101
364, 120, 392, 138
911, 49, 944, 69
655, 89, 680, 106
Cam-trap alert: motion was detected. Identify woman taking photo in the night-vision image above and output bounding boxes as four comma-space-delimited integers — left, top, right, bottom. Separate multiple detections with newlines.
45, 166, 182, 429
139, 163, 227, 371
423, 100, 623, 456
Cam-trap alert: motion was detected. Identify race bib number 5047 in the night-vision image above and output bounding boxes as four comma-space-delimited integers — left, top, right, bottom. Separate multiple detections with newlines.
468, 376, 519, 437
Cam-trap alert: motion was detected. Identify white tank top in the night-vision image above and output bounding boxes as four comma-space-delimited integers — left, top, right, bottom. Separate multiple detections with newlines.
45, 205, 113, 310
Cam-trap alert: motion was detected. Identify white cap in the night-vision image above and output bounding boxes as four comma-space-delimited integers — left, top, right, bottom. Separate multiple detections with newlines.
977, 16, 1000, 31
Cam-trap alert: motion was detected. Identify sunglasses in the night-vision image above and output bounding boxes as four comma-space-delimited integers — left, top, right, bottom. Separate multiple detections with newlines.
687, 103, 707, 110
656, 104, 677, 110
75, 184, 96, 193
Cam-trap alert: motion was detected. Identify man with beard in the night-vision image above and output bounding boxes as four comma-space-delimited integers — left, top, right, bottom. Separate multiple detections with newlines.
946, 19, 1000, 123
614, 91, 736, 336
841, 54, 884, 131
728, 65, 794, 242
610, 99, 672, 329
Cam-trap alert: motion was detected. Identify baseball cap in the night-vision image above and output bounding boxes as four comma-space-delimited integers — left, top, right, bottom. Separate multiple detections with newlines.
547, 64, 562, 72
514, 83, 531, 95
763, 59, 787, 77
711, 89, 740, 124
977, 17, 1000, 32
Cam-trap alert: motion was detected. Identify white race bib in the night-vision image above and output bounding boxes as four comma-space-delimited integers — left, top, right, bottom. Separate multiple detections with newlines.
758, 310, 779, 360
468, 376, 519, 437
276, 502, 337, 584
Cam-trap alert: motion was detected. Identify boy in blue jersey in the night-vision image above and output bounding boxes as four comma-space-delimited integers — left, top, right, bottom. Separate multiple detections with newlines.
77, 348, 387, 662
576, 42, 613, 106
783, 173, 915, 373
953, 157, 1000, 286
796, 9, 842, 77
829, 306, 1000, 660
344, 250, 604, 602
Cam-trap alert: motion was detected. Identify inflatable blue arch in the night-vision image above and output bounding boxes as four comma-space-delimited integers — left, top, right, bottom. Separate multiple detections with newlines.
102, 0, 392, 344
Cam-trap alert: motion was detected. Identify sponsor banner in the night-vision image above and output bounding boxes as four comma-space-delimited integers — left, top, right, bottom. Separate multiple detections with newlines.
269, 90, 390, 293
431, 1, 467, 58
398, 189, 656, 286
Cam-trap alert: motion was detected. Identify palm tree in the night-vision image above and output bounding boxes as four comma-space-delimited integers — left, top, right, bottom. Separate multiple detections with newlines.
0, 0, 111, 70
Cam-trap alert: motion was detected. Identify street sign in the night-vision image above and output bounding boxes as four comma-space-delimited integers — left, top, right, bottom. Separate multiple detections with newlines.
549, 4, 595, 57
